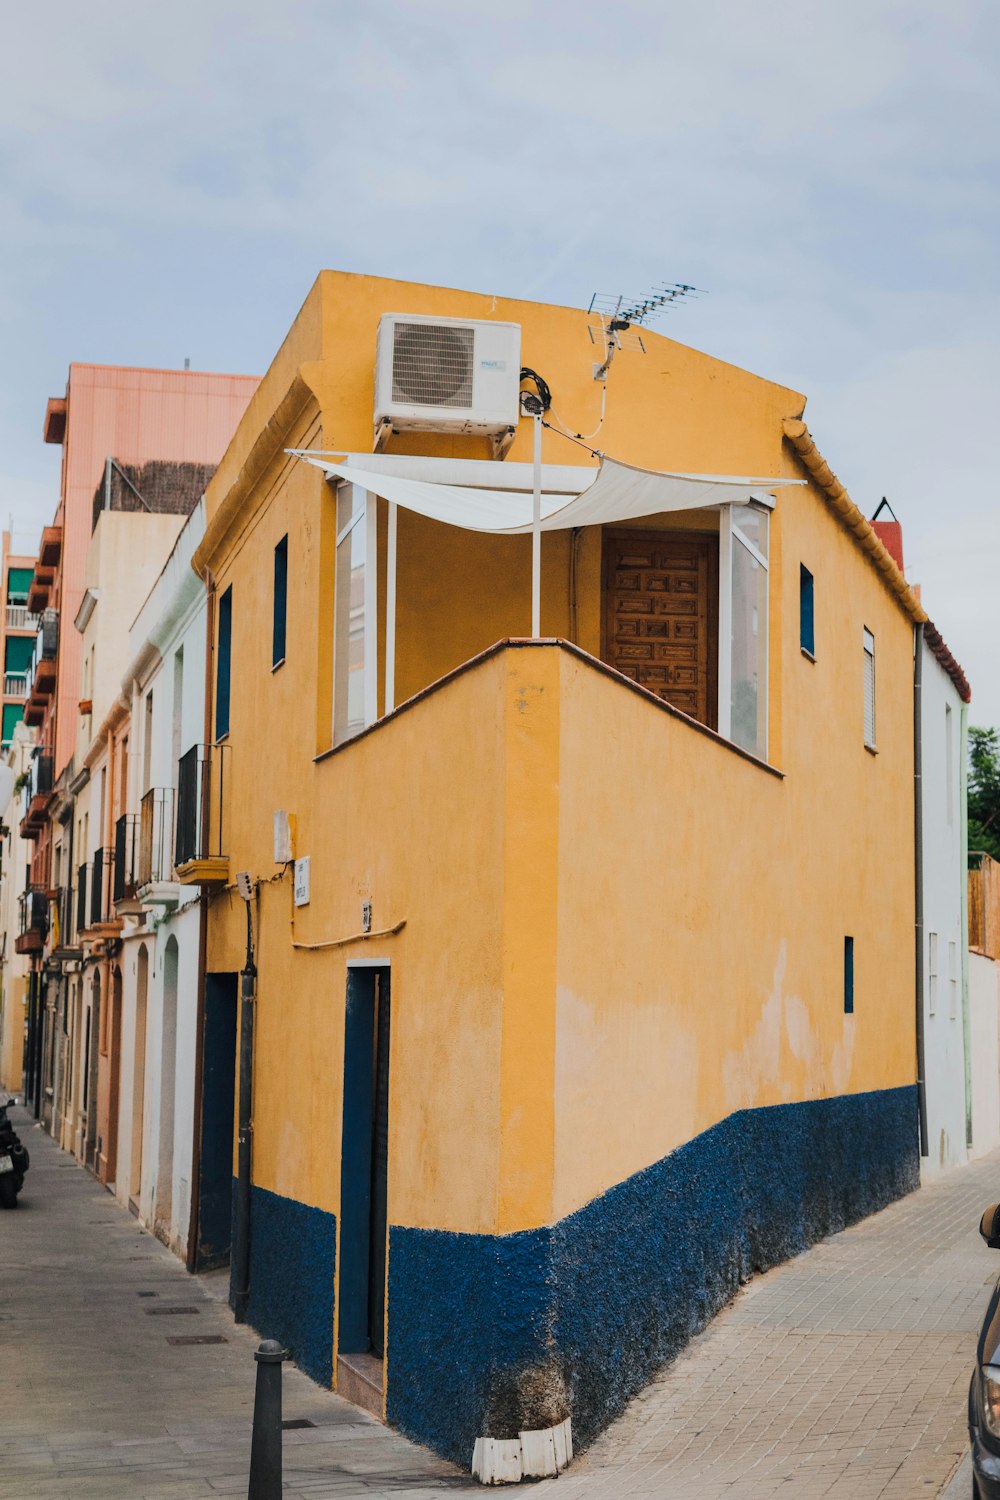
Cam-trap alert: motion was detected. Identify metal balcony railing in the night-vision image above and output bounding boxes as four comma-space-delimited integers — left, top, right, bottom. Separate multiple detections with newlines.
28, 748, 53, 801
76, 863, 90, 934
5, 604, 38, 631
25, 608, 59, 701
60, 880, 77, 947
3, 672, 27, 696
175, 744, 228, 866
18, 886, 48, 940
113, 814, 138, 903
90, 848, 113, 927
139, 787, 175, 886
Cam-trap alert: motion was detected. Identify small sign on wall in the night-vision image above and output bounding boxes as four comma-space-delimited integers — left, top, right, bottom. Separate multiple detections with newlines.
294, 856, 311, 907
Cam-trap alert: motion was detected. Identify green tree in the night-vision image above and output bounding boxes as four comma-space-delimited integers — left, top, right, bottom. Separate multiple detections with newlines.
969, 726, 1000, 862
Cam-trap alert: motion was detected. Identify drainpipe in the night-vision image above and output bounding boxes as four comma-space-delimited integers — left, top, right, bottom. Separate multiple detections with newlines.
186, 565, 215, 1273
233, 891, 256, 1323
960, 701, 973, 1149
913, 623, 929, 1157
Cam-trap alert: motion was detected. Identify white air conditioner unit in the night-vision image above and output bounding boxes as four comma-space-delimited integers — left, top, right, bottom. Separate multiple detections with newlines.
374, 313, 522, 442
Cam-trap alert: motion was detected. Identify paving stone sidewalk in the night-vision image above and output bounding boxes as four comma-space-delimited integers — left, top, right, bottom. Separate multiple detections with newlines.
5, 1107, 998, 1498
1, 1107, 478, 1499
560, 1148, 1000, 1499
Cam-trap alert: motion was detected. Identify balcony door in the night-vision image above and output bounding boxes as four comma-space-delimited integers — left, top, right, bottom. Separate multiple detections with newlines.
603, 529, 718, 729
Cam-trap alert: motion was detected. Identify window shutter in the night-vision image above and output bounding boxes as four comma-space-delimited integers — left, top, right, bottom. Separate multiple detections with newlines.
272, 535, 288, 668
216, 585, 232, 740
799, 565, 814, 656
863, 628, 876, 747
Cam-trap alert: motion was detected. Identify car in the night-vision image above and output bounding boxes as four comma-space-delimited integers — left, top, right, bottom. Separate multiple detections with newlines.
969, 1204, 1000, 1496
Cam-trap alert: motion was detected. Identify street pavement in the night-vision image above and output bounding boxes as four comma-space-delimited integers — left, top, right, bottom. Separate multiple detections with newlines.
4, 1106, 998, 1498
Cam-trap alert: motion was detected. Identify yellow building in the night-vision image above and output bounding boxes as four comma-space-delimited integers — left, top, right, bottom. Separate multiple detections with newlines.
192, 272, 922, 1469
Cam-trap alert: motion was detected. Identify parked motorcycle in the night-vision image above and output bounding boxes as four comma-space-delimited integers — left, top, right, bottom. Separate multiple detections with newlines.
0, 1099, 29, 1208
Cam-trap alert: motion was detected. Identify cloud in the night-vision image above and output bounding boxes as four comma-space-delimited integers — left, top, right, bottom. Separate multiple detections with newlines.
0, 0, 996, 720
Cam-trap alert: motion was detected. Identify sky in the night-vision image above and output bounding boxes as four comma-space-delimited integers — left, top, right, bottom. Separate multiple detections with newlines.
1, 0, 997, 722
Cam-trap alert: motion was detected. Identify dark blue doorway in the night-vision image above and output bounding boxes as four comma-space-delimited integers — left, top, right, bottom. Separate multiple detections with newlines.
339, 966, 391, 1356
195, 971, 238, 1271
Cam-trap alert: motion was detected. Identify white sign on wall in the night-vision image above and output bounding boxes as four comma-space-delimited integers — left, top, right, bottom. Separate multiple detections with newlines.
294, 856, 311, 908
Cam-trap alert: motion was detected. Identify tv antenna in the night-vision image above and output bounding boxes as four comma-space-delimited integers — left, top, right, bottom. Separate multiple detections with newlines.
587, 283, 706, 380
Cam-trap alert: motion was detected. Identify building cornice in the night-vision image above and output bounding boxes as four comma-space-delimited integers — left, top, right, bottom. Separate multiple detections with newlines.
781, 419, 927, 627
192, 371, 315, 578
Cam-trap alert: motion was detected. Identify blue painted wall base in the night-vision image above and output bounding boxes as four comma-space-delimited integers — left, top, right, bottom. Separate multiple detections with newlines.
387, 1086, 919, 1466
230, 1181, 337, 1387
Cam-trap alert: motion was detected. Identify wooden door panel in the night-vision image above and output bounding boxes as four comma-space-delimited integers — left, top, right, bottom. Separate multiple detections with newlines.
603, 530, 719, 729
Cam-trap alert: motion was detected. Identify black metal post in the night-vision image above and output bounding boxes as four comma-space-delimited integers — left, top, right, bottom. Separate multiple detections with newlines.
31, 969, 43, 1118
248, 1339, 284, 1499
233, 897, 255, 1323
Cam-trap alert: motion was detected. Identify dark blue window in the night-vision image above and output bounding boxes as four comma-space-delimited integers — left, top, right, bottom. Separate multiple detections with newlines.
800, 565, 815, 656
844, 936, 854, 1014
216, 585, 232, 740
272, 535, 288, 668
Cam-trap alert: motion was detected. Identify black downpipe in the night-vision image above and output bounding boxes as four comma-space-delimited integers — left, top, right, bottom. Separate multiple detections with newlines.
914, 622, 929, 1157
33, 968, 44, 1119
233, 896, 255, 1323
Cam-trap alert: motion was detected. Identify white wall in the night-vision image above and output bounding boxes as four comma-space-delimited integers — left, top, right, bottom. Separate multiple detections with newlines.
969, 952, 1000, 1157
115, 503, 208, 1254
919, 643, 968, 1177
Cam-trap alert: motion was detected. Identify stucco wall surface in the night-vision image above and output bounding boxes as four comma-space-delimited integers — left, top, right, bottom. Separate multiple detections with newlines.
194, 272, 921, 1466
919, 644, 968, 1176
969, 951, 1000, 1157
387, 1086, 918, 1466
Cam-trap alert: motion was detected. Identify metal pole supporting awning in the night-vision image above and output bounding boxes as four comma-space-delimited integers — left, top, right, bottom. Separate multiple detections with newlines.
292, 448, 802, 723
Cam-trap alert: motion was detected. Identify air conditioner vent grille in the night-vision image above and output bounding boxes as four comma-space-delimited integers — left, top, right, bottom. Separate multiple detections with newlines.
391, 322, 474, 408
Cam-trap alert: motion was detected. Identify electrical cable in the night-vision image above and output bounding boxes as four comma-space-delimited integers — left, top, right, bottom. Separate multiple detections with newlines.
519, 368, 552, 411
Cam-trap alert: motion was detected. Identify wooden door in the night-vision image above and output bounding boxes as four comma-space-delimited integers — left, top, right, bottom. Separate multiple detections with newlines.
603, 530, 718, 728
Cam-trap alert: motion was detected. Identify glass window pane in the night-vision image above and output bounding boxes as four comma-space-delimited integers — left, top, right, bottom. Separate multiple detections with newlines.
334, 511, 367, 744
863, 629, 876, 747
337, 483, 366, 535
732, 506, 769, 560
731, 533, 768, 757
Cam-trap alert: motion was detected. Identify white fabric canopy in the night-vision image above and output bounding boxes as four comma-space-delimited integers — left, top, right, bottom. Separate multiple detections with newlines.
294, 452, 800, 533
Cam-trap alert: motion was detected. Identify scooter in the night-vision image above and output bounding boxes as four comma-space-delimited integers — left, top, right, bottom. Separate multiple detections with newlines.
0, 1099, 29, 1208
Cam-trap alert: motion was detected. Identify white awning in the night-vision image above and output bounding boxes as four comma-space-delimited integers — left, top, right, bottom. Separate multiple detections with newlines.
291, 451, 800, 533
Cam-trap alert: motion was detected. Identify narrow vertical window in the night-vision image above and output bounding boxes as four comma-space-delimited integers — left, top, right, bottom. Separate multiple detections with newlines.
216, 585, 232, 741
721, 505, 769, 759
945, 703, 954, 826
272, 534, 288, 669
334, 485, 370, 746
928, 932, 938, 1016
949, 940, 958, 1019
800, 565, 815, 657
863, 628, 876, 749
844, 936, 854, 1014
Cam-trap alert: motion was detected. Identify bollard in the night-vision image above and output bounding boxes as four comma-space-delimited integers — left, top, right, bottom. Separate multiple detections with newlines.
248, 1339, 284, 1500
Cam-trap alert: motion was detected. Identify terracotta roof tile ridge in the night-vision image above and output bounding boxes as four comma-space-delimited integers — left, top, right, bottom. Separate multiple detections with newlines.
782, 418, 927, 627
922, 616, 972, 703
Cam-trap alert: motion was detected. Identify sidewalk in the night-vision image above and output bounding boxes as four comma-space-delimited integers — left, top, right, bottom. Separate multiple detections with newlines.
2, 1107, 477, 1499
560, 1147, 999, 1499
5, 1107, 997, 1498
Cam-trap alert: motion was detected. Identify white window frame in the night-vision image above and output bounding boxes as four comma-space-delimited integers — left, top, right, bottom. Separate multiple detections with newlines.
863, 627, 876, 750
332, 482, 379, 746
718, 502, 770, 760
928, 931, 938, 1016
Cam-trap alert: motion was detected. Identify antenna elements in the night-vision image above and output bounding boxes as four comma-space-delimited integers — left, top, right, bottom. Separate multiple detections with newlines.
587, 284, 707, 380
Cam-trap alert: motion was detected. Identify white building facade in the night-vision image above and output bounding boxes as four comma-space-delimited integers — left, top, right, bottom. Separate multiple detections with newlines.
0, 726, 37, 1092
115, 503, 208, 1257
918, 624, 972, 1176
